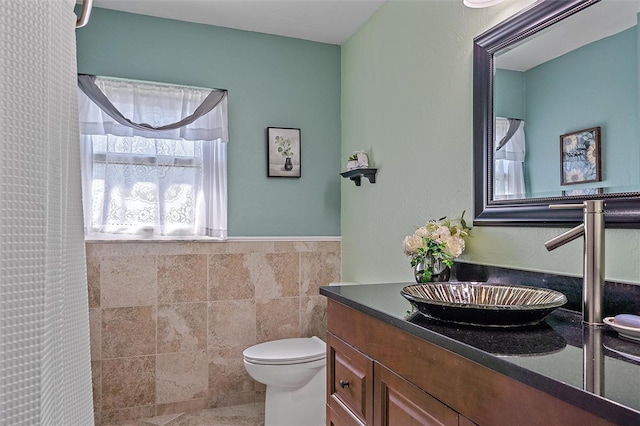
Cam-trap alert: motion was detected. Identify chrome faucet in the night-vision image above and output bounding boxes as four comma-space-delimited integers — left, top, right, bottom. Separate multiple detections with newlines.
544, 200, 605, 326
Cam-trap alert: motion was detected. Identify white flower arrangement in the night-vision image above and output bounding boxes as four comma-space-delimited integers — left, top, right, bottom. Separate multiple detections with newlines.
402, 211, 470, 282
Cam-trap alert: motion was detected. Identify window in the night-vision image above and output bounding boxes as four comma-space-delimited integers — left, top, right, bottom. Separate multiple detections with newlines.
78, 76, 228, 238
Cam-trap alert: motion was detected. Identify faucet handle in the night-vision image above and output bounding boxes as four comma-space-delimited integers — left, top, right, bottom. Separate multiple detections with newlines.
549, 201, 604, 213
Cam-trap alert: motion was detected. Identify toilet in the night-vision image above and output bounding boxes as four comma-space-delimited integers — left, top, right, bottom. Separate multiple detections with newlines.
243, 336, 326, 426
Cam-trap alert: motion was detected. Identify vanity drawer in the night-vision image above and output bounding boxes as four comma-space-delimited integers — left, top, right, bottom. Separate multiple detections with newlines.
327, 332, 374, 424
327, 402, 362, 426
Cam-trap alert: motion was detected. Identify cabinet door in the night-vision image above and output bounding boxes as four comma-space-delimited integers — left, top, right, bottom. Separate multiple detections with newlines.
374, 362, 459, 426
327, 332, 374, 425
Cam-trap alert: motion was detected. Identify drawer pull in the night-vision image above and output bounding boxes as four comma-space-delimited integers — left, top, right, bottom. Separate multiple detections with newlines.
339, 379, 350, 389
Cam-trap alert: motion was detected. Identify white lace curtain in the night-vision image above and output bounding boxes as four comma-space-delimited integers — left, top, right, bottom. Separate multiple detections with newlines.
78, 77, 228, 238
494, 117, 526, 200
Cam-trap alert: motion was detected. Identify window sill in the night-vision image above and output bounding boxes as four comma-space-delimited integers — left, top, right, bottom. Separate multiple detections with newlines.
84, 234, 341, 243
84, 234, 223, 243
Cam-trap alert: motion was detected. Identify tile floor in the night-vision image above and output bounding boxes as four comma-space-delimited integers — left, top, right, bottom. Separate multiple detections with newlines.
109, 402, 264, 426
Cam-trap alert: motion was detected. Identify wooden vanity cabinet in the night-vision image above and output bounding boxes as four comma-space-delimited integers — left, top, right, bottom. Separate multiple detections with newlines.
327, 310, 473, 426
328, 329, 471, 426
326, 299, 613, 426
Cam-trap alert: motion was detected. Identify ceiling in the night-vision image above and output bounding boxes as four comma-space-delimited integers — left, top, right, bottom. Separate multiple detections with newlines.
89, 0, 386, 45
496, 0, 640, 71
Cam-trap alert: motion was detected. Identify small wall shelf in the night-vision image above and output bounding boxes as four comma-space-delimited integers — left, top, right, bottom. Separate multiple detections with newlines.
340, 168, 377, 186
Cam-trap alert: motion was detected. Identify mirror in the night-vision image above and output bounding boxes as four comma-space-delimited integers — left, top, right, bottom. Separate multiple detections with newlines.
473, 0, 640, 227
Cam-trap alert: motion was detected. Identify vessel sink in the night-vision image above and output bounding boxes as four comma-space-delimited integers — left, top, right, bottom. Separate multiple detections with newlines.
401, 282, 567, 327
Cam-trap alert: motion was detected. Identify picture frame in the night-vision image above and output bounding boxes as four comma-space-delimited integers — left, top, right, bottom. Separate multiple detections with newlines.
267, 127, 301, 178
562, 187, 603, 197
560, 126, 601, 185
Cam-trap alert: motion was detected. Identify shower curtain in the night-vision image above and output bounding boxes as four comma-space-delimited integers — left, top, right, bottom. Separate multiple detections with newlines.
0, 1, 94, 424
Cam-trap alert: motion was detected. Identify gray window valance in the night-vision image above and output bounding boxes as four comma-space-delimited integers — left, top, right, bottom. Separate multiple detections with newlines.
495, 118, 523, 152
77, 74, 227, 141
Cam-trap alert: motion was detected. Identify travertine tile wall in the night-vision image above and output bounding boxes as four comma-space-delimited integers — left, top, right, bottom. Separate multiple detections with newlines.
86, 240, 340, 425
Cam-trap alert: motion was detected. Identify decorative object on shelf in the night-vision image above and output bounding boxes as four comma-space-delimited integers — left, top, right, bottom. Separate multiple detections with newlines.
560, 126, 601, 186
340, 168, 377, 186
267, 127, 301, 178
402, 211, 470, 283
346, 157, 358, 170
341, 149, 375, 186
346, 150, 369, 171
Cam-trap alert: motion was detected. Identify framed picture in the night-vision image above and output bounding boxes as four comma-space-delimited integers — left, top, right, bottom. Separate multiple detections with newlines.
267, 127, 301, 178
562, 188, 603, 197
560, 126, 601, 185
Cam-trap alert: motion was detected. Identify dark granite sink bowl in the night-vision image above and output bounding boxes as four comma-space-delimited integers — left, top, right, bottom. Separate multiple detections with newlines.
401, 282, 568, 327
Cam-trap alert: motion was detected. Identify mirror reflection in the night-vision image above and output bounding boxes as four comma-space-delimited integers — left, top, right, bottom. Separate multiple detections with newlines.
492, 0, 640, 202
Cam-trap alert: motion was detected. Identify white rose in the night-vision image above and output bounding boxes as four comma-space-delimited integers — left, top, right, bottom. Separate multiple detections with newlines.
402, 235, 424, 256
439, 227, 452, 240
430, 225, 451, 244
414, 226, 428, 237
443, 237, 465, 258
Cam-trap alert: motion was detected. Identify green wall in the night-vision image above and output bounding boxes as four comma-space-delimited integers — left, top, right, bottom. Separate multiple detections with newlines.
341, 0, 640, 285
494, 68, 525, 119
75, 7, 341, 236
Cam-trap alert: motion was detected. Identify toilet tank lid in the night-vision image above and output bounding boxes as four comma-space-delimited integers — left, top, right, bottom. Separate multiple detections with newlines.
243, 336, 326, 364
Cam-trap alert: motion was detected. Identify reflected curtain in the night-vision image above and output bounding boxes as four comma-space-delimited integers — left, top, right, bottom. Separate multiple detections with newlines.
494, 117, 526, 200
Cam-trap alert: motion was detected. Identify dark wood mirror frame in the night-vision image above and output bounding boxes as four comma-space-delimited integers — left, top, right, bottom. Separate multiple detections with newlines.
472, 0, 640, 229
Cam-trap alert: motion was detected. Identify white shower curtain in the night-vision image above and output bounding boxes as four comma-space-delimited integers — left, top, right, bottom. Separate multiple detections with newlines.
0, 1, 94, 424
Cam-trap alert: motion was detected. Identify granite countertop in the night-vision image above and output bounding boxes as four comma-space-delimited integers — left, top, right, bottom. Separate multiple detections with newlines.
320, 282, 640, 425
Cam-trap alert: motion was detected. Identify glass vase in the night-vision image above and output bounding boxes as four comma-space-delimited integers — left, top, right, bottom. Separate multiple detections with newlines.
413, 256, 451, 283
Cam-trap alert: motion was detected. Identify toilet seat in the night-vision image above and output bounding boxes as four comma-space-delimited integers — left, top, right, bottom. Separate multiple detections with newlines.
243, 336, 326, 365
